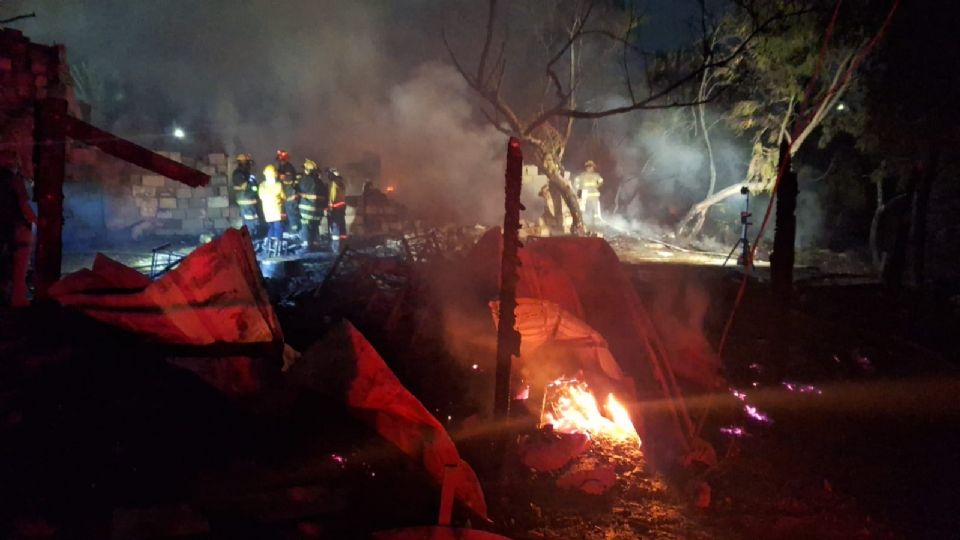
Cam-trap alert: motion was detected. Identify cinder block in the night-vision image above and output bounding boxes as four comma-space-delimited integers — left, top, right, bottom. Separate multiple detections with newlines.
142, 175, 165, 187
191, 187, 210, 199
207, 196, 229, 209
185, 208, 206, 219
214, 218, 231, 229
156, 210, 174, 219
211, 175, 227, 186
132, 186, 156, 198
136, 198, 158, 211
189, 198, 206, 209
172, 209, 187, 219
140, 206, 157, 218
182, 218, 203, 233
217, 186, 228, 196
158, 197, 177, 209
208, 153, 227, 165
206, 208, 222, 218
228, 207, 240, 219
176, 188, 192, 199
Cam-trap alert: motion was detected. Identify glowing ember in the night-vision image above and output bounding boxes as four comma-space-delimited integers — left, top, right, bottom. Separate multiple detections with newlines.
541, 378, 641, 446
720, 425, 748, 437
744, 404, 772, 424
782, 381, 822, 394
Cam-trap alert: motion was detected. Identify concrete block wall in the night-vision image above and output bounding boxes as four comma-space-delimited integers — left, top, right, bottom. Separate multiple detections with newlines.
65, 150, 242, 241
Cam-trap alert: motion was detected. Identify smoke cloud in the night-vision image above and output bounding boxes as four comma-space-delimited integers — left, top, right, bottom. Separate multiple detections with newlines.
9, 0, 509, 223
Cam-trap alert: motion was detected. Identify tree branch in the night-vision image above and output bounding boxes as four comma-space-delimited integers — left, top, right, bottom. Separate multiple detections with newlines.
1, 12, 36, 24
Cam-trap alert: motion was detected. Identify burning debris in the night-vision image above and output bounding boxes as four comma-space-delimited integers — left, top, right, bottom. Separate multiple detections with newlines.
540, 378, 640, 446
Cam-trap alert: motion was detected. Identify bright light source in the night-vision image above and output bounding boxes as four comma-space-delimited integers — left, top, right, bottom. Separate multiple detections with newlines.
835, 102, 846, 112
172, 127, 186, 139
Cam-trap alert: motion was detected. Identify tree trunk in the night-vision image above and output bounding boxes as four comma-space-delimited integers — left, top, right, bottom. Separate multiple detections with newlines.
869, 174, 885, 270
770, 140, 797, 308
676, 182, 745, 238
697, 82, 717, 198
542, 162, 584, 236
908, 149, 938, 288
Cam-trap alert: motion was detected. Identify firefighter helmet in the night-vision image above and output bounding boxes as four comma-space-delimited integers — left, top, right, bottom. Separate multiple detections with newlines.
276, 149, 289, 162
303, 159, 318, 172
235, 153, 252, 163
263, 164, 277, 179
584, 160, 597, 170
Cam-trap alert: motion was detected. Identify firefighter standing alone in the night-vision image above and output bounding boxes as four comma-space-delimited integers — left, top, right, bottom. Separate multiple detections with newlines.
231, 154, 261, 237
574, 160, 604, 229
275, 149, 300, 234
298, 159, 327, 252
327, 167, 347, 252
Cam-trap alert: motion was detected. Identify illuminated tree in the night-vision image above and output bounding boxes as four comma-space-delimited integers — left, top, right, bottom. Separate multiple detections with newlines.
676, 0, 900, 238
444, 0, 796, 235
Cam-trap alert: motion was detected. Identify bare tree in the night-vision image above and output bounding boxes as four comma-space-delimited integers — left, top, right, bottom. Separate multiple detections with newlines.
676, 1, 900, 238
443, 0, 795, 235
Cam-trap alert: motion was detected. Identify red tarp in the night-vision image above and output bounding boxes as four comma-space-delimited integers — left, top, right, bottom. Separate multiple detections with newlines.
49, 228, 283, 348
467, 229, 721, 393
490, 298, 630, 395
290, 321, 488, 520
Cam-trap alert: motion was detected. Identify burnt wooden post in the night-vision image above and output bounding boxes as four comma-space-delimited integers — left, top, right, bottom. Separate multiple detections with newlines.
33, 97, 68, 301
770, 139, 797, 308
494, 137, 523, 419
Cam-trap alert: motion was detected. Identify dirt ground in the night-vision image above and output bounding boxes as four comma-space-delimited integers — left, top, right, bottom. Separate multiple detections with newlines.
4, 235, 959, 539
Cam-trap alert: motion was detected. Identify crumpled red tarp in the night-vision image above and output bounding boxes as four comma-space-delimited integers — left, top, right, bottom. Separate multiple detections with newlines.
49, 228, 283, 348
290, 321, 488, 520
466, 229, 721, 393
491, 298, 627, 385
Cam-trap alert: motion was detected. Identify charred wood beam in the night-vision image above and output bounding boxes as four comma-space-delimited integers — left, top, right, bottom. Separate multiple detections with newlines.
33, 98, 68, 300
64, 116, 210, 187
494, 137, 523, 419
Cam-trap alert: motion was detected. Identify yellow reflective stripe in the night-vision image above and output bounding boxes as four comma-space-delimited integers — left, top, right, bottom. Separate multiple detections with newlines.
302, 194, 318, 200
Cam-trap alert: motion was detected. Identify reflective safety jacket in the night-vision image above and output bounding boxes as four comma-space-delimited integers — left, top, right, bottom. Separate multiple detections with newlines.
232, 167, 259, 220
258, 180, 285, 223
298, 172, 327, 222
574, 171, 604, 198
328, 178, 346, 210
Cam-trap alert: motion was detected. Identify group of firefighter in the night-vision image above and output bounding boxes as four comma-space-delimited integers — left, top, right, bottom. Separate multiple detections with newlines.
232, 149, 347, 254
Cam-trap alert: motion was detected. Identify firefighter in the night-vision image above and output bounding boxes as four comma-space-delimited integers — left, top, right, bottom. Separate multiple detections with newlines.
275, 149, 300, 234
0, 155, 35, 307
297, 159, 327, 251
259, 164, 286, 256
327, 167, 347, 252
231, 153, 261, 237
574, 159, 604, 228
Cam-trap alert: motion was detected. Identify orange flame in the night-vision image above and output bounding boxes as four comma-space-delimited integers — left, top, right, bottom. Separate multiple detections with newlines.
541, 378, 641, 446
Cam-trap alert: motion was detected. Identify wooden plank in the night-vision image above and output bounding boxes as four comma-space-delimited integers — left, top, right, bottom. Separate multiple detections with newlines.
64, 116, 209, 187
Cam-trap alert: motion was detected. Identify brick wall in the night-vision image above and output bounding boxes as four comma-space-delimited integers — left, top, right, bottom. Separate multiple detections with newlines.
0, 28, 81, 178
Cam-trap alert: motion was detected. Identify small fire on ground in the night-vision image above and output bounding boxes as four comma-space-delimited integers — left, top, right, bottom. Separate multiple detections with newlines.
540, 378, 641, 446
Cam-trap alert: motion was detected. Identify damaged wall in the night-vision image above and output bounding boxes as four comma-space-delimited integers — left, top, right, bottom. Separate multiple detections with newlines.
0, 28, 81, 177
63, 150, 238, 242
